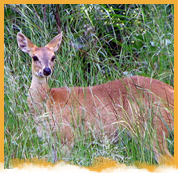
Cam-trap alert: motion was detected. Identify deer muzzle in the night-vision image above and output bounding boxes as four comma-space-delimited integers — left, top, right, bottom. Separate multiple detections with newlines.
43, 67, 51, 76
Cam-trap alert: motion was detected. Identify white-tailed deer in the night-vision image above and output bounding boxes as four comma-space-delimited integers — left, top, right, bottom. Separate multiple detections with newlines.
17, 31, 174, 164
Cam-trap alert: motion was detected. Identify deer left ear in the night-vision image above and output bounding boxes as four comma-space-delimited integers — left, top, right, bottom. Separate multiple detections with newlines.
45, 32, 63, 52
17, 32, 37, 54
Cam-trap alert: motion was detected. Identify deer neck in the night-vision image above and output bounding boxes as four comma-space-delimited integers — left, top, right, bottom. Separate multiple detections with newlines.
29, 75, 50, 103
28, 74, 52, 125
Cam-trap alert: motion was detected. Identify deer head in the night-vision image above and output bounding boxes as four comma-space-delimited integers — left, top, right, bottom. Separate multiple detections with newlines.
17, 32, 62, 78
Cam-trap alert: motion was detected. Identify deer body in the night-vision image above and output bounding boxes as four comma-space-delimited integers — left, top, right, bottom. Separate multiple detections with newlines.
17, 32, 174, 163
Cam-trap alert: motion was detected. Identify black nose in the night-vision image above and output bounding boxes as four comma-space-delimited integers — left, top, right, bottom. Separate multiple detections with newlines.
43, 67, 51, 76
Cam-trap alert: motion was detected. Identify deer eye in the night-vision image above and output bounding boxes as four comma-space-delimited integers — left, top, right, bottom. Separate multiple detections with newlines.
51, 56, 56, 62
32, 56, 39, 62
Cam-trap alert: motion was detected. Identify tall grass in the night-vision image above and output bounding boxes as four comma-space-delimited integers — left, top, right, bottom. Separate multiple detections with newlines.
4, 4, 174, 168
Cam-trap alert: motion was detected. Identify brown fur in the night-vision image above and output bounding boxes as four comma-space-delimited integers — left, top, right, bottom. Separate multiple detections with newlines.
17, 32, 174, 163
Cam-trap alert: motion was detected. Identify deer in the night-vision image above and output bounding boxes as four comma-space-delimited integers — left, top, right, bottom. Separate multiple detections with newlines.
17, 31, 174, 164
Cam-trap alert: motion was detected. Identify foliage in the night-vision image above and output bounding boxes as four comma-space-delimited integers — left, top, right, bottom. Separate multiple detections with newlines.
4, 4, 174, 168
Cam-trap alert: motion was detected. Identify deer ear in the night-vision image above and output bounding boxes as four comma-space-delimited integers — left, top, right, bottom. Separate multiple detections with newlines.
17, 32, 37, 54
45, 32, 62, 52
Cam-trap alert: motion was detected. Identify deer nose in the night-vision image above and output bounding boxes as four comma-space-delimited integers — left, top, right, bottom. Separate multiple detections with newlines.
43, 67, 51, 76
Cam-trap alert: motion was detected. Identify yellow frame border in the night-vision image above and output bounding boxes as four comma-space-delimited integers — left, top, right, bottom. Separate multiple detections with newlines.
1, 2, 177, 170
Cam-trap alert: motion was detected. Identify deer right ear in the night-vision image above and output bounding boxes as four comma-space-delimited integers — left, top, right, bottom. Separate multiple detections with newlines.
45, 32, 63, 52
17, 32, 37, 54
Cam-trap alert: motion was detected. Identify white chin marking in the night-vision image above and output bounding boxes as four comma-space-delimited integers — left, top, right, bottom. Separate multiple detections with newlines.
35, 72, 45, 78
35, 72, 52, 78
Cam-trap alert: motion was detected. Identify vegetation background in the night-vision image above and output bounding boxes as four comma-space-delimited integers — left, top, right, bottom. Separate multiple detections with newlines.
4, 4, 174, 168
